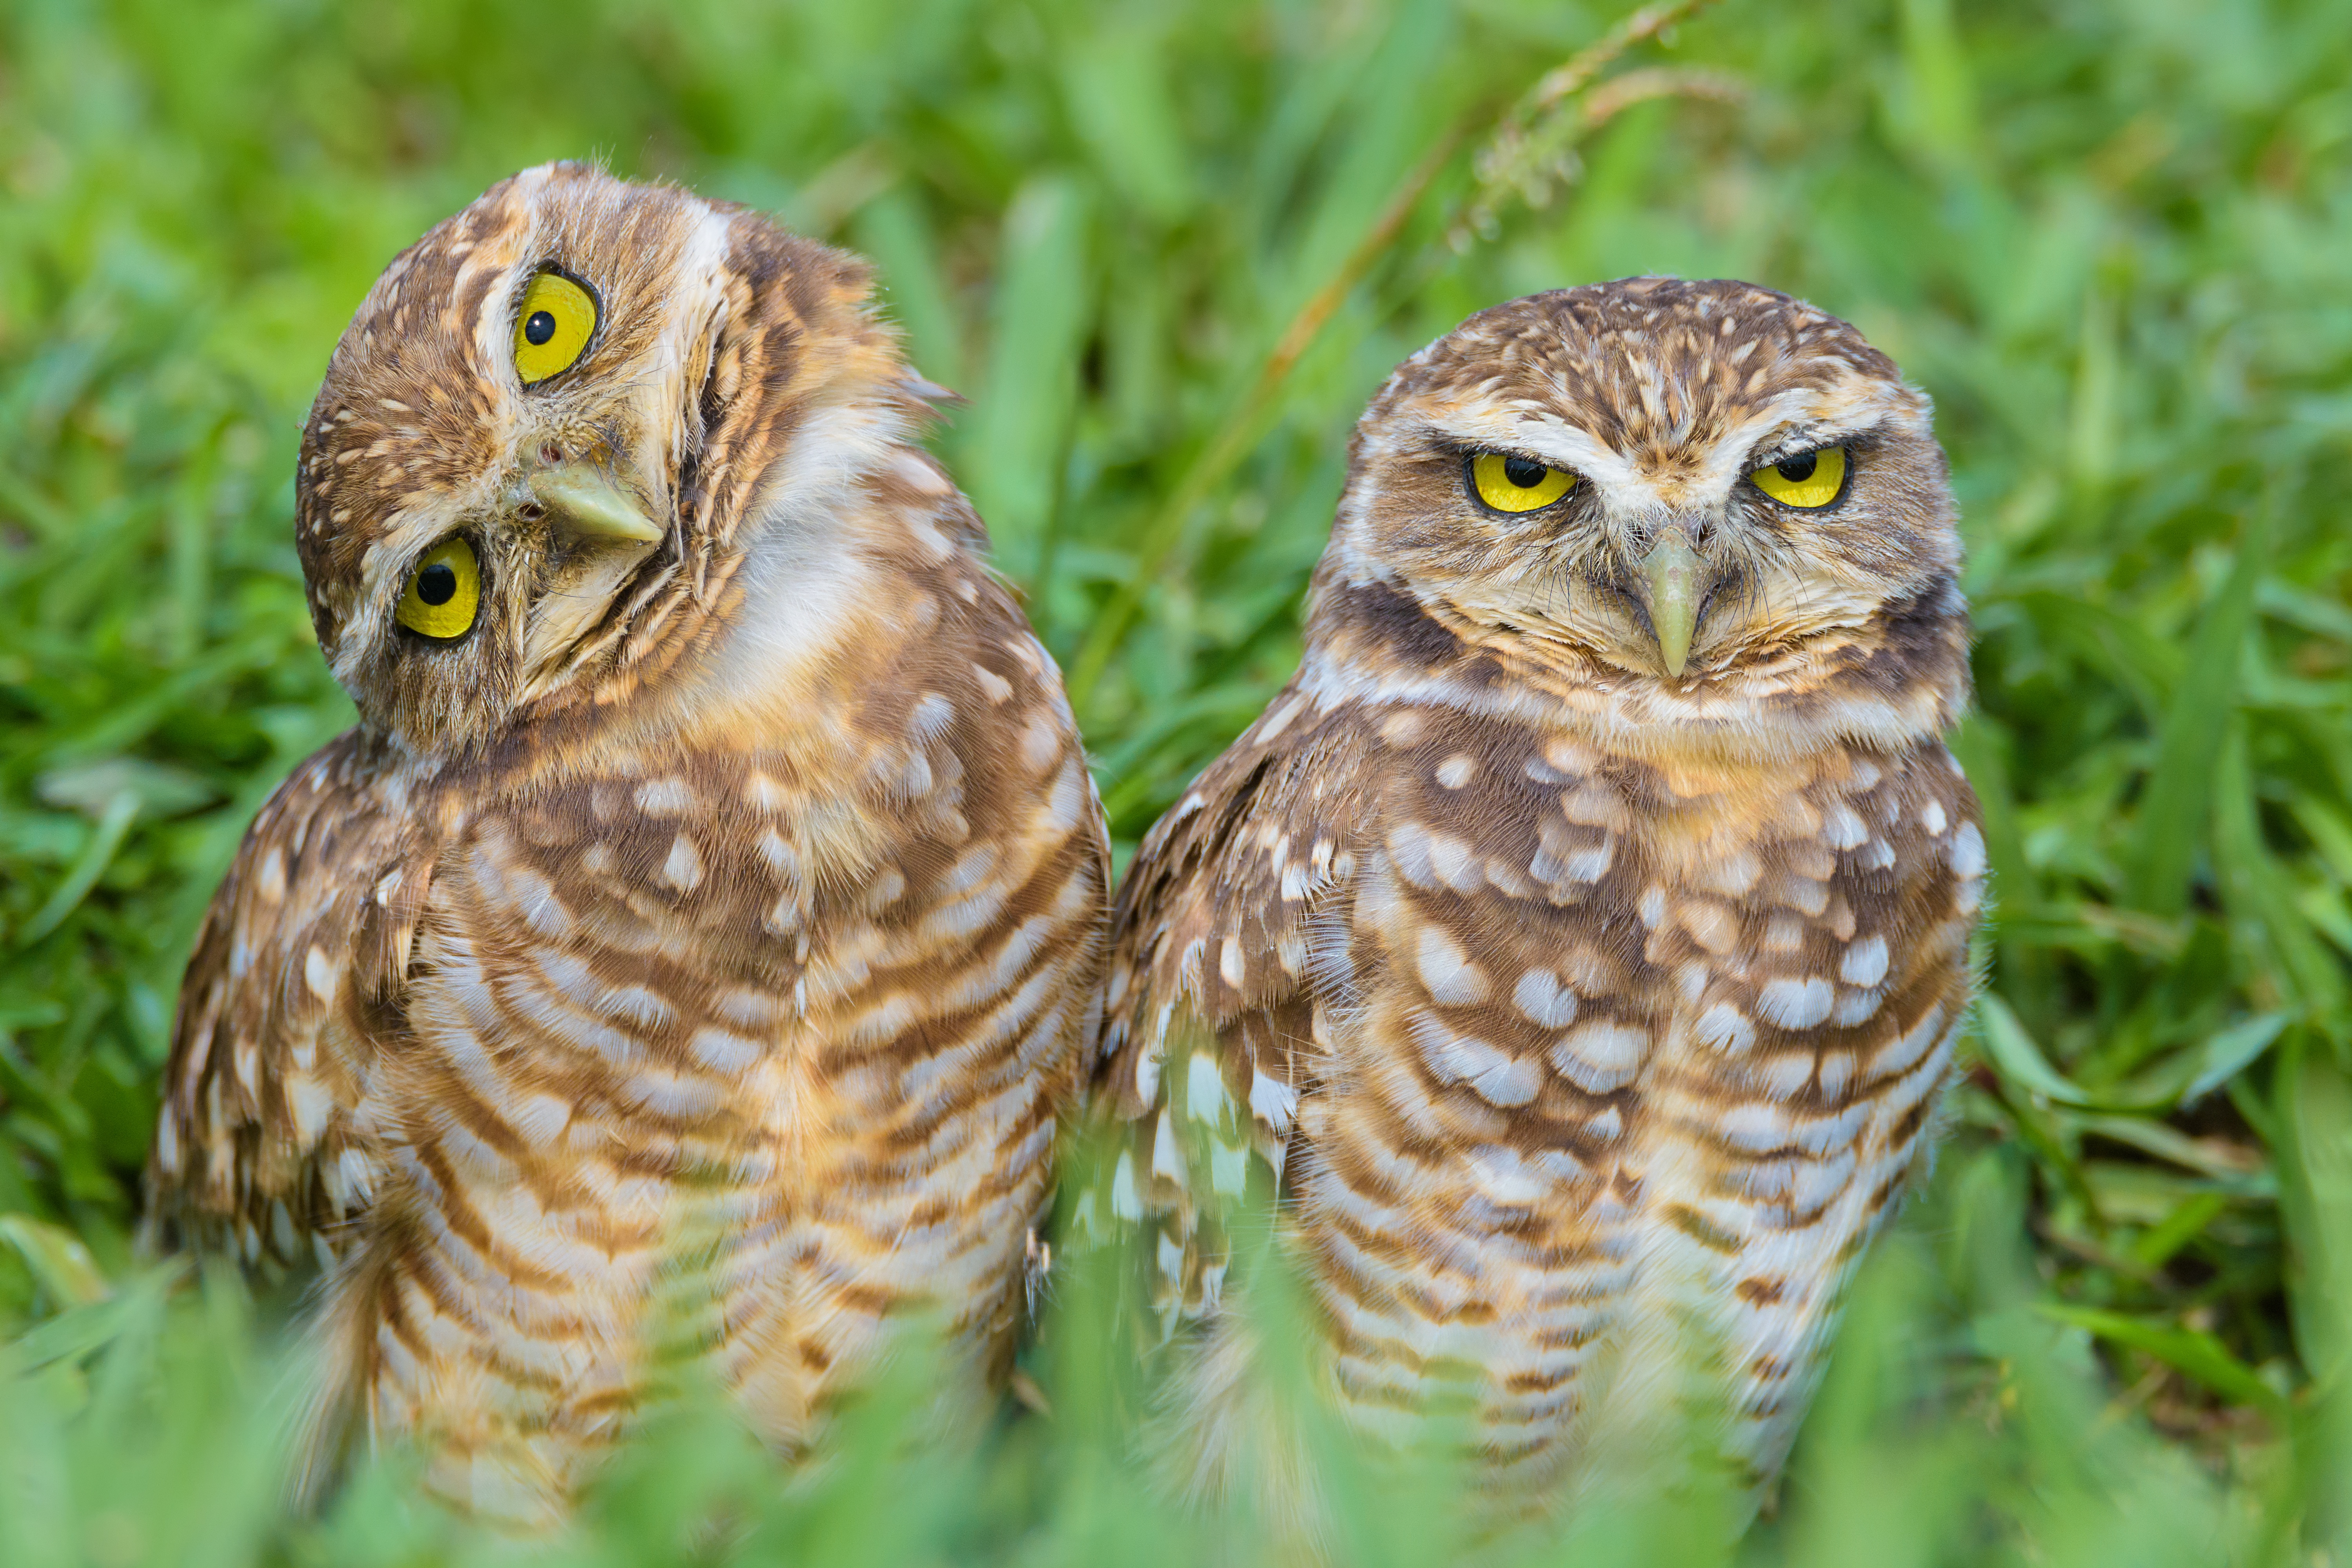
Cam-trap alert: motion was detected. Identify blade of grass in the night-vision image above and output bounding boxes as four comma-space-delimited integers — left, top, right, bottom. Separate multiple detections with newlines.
2181, 1013, 2292, 1107
2038, 1302, 2288, 1422
2123, 508, 2267, 918
1978, 993, 2094, 1106
963, 174, 1093, 591
14, 789, 138, 947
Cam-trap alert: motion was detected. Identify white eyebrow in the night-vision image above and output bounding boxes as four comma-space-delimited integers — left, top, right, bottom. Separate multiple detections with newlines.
1435, 406, 1644, 494
1428, 387, 1901, 515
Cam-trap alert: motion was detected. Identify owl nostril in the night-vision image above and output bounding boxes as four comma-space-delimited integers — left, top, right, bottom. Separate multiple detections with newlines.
516, 501, 546, 522
541, 443, 563, 465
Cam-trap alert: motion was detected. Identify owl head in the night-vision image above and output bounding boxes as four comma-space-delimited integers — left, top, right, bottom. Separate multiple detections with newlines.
1319, 278, 1966, 739
295, 162, 929, 757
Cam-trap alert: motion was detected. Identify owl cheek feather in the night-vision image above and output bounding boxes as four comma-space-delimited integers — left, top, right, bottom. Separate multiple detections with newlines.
368, 626, 517, 758
516, 543, 661, 701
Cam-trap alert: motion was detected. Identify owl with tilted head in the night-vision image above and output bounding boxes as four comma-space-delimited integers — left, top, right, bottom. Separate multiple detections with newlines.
144, 162, 1109, 1523
1090, 278, 1984, 1526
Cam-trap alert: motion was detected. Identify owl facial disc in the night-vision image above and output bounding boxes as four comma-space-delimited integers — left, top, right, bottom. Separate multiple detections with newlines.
1323, 278, 1959, 700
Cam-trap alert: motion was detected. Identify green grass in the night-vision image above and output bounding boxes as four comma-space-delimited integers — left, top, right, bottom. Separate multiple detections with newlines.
3, 0, 2351, 1558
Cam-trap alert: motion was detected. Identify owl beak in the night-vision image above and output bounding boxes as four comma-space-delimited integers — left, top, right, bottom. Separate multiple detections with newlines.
529, 465, 665, 544
1639, 534, 1709, 679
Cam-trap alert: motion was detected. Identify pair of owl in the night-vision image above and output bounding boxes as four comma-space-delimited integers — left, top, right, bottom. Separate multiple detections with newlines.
145, 164, 1983, 1526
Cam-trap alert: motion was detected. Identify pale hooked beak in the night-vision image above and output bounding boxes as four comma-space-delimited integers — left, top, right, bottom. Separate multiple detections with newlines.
1639, 530, 1713, 679
529, 464, 664, 544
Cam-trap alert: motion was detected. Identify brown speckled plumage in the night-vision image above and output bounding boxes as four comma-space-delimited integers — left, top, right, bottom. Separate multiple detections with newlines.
146, 163, 1109, 1522
1088, 278, 1982, 1524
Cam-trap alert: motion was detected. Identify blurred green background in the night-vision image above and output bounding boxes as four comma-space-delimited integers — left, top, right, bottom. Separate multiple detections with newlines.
4, 0, 2352, 1559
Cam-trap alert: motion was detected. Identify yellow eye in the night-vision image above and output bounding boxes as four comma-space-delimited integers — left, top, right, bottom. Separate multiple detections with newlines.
512, 270, 597, 385
394, 536, 482, 640
1468, 451, 1576, 513
1750, 445, 1849, 509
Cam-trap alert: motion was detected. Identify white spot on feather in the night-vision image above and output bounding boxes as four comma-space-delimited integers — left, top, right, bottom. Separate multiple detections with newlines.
1209, 1140, 1248, 1196
1514, 968, 1578, 1029
1718, 1103, 1792, 1152
1757, 977, 1835, 1029
1410, 1011, 1539, 1107
1185, 1053, 1231, 1124
287, 1073, 335, 1143
1817, 1053, 1854, 1098
1416, 925, 1488, 1005
1694, 1002, 1755, 1056
1949, 821, 1986, 878
1832, 988, 1884, 1025
1548, 1021, 1646, 1094
1823, 802, 1867, 849
514, 1093, 570, 1146
1152, 1109, 1182, 1181
1110, 1151, 1142, 1220
1249, 1066, 1298, 1134
662, 835, 704, 891
1839, 935, 1889, 987
635, 777, 694, 814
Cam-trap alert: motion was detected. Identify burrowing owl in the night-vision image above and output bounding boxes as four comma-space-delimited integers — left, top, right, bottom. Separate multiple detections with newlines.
1090, 278, 1983, 1521
145, 163, 1109, 1521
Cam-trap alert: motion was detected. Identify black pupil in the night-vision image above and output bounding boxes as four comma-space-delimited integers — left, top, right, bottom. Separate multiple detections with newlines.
417, 562, 458, 606
1502, 455, 1550, 489
524, 310, 557, 347
1775, 452, 1819, 483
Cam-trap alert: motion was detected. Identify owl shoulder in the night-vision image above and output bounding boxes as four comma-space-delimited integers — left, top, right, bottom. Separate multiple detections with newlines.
145, 729, 431, 1267
1098, 690, 1397, 1117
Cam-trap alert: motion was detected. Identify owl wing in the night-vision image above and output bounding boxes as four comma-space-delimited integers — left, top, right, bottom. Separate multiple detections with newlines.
1089, 689, 1383, 1330
145, 731, 428, 1269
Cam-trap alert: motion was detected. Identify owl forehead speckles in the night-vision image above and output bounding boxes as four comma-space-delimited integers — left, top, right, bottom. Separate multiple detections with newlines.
1381, 276, 1898, 457
1324, 278, 1962, 697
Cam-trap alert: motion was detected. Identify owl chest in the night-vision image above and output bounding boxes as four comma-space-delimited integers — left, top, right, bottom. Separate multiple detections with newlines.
1305, 740, 1973, 1274
1282, 740, 1976, 1474
401, 781, 993, 1169
1357, 738, 1966, 1081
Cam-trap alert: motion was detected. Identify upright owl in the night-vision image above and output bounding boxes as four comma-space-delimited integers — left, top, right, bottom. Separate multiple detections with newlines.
145, 163, 1110, 1522
1091, 279, 1983, 1522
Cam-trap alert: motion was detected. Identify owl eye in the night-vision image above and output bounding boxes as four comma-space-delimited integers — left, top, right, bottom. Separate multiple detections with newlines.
1468, 451, 1576, 514
512, 271, 598, 386
1749, 445, 1849, 509
395, 536, 483, 640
